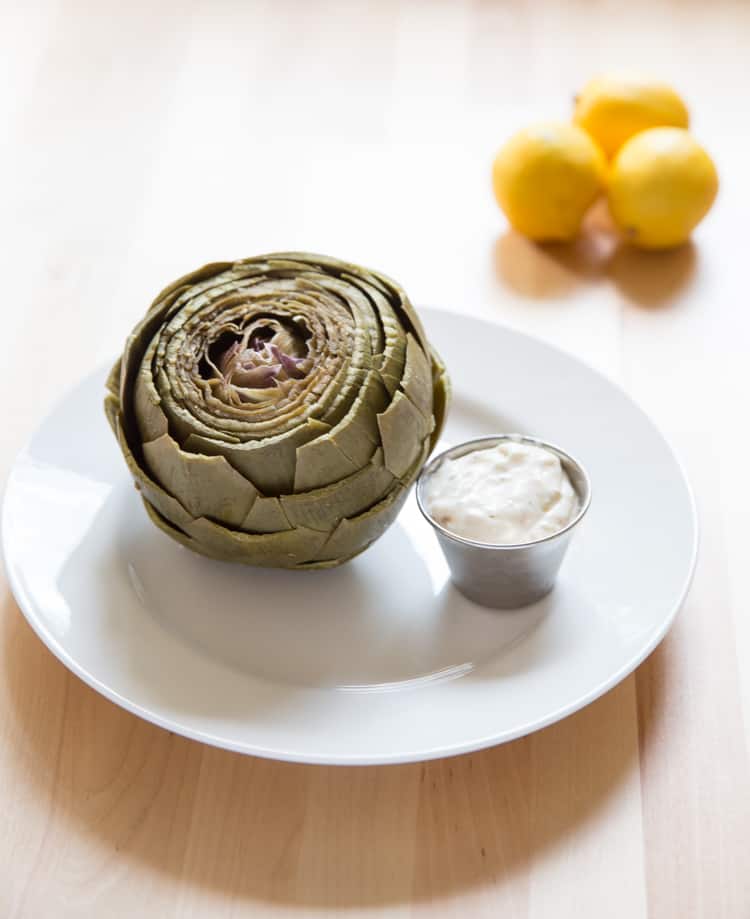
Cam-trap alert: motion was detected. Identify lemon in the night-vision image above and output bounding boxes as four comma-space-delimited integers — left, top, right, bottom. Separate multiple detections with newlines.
574, 75, 689, 158
608, 127, 718, 249
492, 122, 606, 242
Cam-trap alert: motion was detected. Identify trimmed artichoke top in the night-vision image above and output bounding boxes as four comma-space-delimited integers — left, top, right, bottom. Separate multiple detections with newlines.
105, 253, 450, 569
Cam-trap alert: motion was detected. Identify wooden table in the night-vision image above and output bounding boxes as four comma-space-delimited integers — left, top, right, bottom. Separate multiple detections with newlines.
2, 1, 749, 915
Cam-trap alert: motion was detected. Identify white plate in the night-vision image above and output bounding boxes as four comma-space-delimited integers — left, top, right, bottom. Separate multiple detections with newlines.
2, 310, 697, 765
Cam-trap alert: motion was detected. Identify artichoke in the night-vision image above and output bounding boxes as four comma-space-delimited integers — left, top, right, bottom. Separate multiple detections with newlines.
105, 253, 450, 569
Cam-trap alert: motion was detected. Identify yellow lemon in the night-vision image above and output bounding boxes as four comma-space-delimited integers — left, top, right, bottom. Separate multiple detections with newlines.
608, 127, 718, 249
574, 74, 689, 158
492, 122, 606, 242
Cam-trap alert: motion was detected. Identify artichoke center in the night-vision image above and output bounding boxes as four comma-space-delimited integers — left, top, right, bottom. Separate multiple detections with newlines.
205, 320, 311, 402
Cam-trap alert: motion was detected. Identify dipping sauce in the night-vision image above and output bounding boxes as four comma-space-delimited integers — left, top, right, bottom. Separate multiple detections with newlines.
423, 440, 579, 545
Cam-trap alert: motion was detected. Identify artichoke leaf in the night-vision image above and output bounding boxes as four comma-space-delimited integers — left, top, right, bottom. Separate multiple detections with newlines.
309, 477, 410, 564
359, 282, 407, 395
142, 432, 257, 527
109, 411, 198, 531
401, 333, 434, 418
398, 434, 432, 486
282, 448, 395, 532
184, 515, 329, 567
324, 370, 389, 464
293, 370, 387, 487
429, 346, 451, 449
141, 500, 211, 557
184, 417, 331, 495
307, 432, 431, 564
142, 500, 328, 568
148, 261, 234, 316
134, 352, 169, 443
104, 388, 120, 437
241, 496, 292, 534
106, 359, 122, 398
293, 436, 360, 493
377, 390, 429, 478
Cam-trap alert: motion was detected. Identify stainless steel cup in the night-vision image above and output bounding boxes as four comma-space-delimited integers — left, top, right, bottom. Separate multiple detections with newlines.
416, 435, 591, 609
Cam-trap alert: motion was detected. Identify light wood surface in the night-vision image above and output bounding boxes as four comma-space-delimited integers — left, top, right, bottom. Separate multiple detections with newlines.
2, 1, 749, 916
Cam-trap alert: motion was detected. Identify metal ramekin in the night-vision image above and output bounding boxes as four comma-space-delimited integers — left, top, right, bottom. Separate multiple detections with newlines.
416, 434, 592, 609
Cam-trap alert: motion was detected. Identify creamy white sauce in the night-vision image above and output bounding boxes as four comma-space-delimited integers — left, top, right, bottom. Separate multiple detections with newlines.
424, 441, 579, 545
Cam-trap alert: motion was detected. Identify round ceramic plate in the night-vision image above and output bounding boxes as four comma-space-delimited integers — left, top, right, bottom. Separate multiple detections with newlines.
2, 310, 697, 765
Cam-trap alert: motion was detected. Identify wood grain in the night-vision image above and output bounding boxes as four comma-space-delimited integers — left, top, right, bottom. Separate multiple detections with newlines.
1, 1, 749, 915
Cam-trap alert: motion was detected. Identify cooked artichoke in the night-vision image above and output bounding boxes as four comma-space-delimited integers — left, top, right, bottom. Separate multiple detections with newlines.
105, 253, 450, 568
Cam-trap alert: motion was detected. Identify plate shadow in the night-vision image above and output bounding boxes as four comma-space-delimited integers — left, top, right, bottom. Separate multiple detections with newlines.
2, 594, 666, 909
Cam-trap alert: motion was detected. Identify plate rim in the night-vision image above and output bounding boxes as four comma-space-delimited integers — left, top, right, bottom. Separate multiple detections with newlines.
1, 308, 699, 765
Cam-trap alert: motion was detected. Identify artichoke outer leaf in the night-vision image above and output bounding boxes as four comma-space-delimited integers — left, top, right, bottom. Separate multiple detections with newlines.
241, 496, 292, 534
124, 455, 197, 533
104, 393, 120, 437
292, 436, 360, 493
106, 359, 122, 398
109, 403, 202, 532
133, 360, 169, 443
119, 295, 186, 417
142, 432, 257, 528
378, 370, 403, 397
326, 370, 389, 463
184, 418, 331, 496
309, 478, 410, 564
184, 515, 329, 567
377, 390, 429, 478
292, 369, 389, 491
398, 436, 432, 488
140, 499, 317, 568
281, 448, 395, 532
141, 499, 211, 557
365, 297, 407, 394
148, 261, 234, 314
401, 333, 434, 418
428, 348, 451, 449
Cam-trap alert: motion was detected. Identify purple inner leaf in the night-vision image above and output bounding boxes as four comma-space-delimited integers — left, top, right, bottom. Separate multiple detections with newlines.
249, 329, 274, 351
271, 344, 307, 379
232, 363, 282, 388
214, 326, 310, 392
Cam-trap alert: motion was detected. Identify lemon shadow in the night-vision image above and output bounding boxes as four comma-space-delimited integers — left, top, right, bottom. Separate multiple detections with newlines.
1, 595, 666, 909
494, 196, 696, 308
494, 226, 617, 300
609, 241, 697, 308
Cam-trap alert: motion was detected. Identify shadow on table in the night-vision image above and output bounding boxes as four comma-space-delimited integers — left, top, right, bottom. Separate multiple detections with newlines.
2, 595, 668, 909
493, 203, 696, 309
